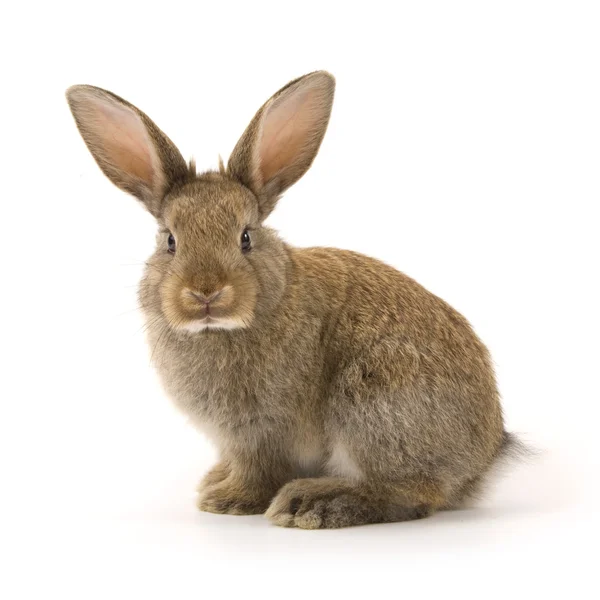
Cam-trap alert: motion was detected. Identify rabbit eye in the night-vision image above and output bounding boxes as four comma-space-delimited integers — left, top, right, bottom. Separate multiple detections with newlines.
167, 233, 176, 254
241, 228, 252, 253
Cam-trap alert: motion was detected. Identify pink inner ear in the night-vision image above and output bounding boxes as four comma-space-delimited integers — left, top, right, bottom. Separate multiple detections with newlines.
86, 97, 157, 186
259, 86, 321, 183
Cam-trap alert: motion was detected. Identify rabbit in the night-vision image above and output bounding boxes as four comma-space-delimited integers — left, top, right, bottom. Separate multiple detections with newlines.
66, 71, 520, 529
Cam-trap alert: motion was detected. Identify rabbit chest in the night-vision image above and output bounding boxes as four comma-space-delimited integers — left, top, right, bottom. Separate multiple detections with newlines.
152, 320, 326, 448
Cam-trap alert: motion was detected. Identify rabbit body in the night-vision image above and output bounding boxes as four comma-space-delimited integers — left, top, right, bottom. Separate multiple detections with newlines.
67, 72, 510, 528
140, 203, 504, 526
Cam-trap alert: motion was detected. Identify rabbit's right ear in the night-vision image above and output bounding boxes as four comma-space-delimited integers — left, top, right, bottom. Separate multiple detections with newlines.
227, 71, 335, 220
66, 85, 189, 217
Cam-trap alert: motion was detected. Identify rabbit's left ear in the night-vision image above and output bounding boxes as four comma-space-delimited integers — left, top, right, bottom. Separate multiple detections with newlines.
228, 71, 335, 219
66, 85, 189, 217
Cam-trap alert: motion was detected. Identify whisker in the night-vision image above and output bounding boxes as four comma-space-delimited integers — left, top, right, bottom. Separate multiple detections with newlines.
135, 313, 165, 337
149, 321, 174, 366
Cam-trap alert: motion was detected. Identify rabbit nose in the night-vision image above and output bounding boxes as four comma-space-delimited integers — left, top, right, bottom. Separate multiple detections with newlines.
189, 289, 223, 305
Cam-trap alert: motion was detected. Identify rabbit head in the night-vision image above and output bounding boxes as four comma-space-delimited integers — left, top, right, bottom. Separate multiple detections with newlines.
66, 72, 335, 332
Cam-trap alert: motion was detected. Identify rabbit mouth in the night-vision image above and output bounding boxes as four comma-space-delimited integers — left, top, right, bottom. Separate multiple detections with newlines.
157, 276, 257, 333
180, 316, 246, 333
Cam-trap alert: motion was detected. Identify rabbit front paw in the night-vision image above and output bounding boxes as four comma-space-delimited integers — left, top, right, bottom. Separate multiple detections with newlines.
197, 481, 271, 515
197, 462, 230, 495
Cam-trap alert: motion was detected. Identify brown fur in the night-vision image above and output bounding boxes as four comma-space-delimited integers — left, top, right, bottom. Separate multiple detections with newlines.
66, 71, 513, 529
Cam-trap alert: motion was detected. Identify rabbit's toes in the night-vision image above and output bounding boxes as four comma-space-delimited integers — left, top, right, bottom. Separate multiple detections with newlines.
266, 479, 374, 529
266, 478, 433, 529
197, 485, 269, 515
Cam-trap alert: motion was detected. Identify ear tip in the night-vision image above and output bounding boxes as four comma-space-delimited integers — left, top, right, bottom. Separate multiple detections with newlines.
308, 70, 336, 89
65, 85, 79, 100
65, 85, 93, 107
316, 70, 336, 82
302, 72, 336, 105
65, 85, 113, 108
66, 84, 90, 93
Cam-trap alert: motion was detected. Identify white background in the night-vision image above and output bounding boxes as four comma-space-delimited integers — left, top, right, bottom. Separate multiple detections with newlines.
1, 1, 599, 598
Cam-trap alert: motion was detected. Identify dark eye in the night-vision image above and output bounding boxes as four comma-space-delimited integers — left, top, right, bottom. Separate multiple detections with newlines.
167, 233, 176, 254
241, 228, 251, 253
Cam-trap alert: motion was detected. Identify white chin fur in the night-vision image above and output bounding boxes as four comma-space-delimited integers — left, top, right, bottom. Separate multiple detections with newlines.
180, 318, 245, 333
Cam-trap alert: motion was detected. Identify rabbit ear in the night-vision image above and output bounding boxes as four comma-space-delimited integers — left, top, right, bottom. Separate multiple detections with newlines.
227, 71, 335, 219
66, 85, 189, 217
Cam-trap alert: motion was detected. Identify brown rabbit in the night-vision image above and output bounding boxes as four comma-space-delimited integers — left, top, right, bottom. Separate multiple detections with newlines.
66, 71, 519, 528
